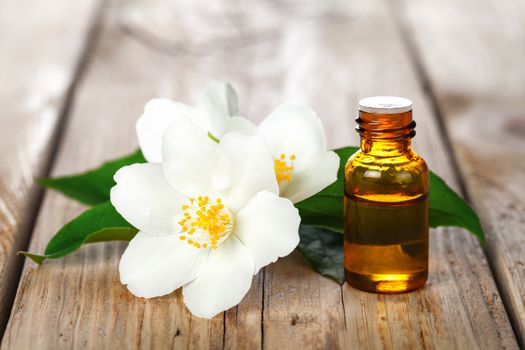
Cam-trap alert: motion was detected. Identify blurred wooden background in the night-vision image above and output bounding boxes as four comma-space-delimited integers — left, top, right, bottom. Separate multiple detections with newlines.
0, 0, 524, 348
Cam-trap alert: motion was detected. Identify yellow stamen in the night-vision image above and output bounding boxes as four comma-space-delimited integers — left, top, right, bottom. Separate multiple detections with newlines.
178, 196, 233, 250
274, 153, 295, 184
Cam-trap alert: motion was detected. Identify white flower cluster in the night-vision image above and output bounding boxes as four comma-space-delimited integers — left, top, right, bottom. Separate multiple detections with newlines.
110, 82, 339, 318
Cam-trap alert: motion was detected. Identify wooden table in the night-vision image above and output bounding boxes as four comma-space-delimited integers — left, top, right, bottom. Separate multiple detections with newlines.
1, 0, 524, 348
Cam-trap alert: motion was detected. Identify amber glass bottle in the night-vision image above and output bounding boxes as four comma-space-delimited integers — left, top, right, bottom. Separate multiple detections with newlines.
344, 96, 429, 293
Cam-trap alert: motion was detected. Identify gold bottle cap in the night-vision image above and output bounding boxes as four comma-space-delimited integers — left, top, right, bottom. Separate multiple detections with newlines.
359, 96, 412, 114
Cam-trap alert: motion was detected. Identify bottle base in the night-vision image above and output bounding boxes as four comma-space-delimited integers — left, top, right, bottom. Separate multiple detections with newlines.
345, 269, 427, 293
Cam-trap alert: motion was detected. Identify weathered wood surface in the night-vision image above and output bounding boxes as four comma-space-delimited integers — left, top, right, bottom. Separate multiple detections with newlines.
398, 0, 525, 345
0, 0, 102, 333
0, 0, 521, 348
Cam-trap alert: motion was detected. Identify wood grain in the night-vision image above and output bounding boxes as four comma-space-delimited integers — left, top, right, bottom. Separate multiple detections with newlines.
0, 0, 520, 348
0, 0, 102, 334
397, 0, 525, 345
254, 1, 517, 348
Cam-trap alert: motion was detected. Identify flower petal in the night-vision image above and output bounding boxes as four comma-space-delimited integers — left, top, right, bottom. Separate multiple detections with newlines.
283, 151, 339, 203
193, 82, 239, 138
182, 236, 254, 318
234, 191, 300, 274
258, 102, 327, 168
258, 102, 338, 202
225, 116, 257, 135
119, 231, 209, 298
162, 116, 232, 198
110, 163, 185, 235
137, 99, 192, 163
219, 132, 278, 212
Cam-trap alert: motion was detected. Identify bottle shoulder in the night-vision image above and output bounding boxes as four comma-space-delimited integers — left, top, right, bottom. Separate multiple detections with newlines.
345, 149, 428, 198
347, 150, 427, 173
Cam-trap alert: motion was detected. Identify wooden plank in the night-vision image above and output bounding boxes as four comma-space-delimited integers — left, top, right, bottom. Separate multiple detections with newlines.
0, 0, 102, 334
1, 0, 519, 349
1, 1, 237, 347
257, 1, 517, 348
396, 0, 525, 345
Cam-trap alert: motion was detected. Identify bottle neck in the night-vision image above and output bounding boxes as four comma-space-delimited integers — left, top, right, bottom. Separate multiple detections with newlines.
360, 138, 412, 156
356, 110, 415, 156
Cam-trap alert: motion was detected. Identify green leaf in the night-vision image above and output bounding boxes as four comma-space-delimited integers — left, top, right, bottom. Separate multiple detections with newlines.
298, 175, 487, 285
19, 202, 137, 264
296, 146, 485, 242
429, 172, 485, 243
28, 144, 484, 276
298, 225, 344, 284
39, 149, 146, 206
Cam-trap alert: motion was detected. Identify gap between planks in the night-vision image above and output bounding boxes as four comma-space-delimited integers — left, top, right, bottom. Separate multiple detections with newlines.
1, 0, 519, 348
389, 0, 517, 338
387, 0, 470, 199
389, 0, 525, 345
0, 0, 108, 341
388, 5, 523, 343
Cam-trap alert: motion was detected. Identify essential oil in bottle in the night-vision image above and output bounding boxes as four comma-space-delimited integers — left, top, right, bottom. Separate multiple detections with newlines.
344, 96, 429, 293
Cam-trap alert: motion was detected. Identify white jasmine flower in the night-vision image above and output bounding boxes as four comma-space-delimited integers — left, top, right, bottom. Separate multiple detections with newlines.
256, 102, 340, 203
137, 82, 254, 163
111, 116, 300, 318
137, 82, 339, 203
